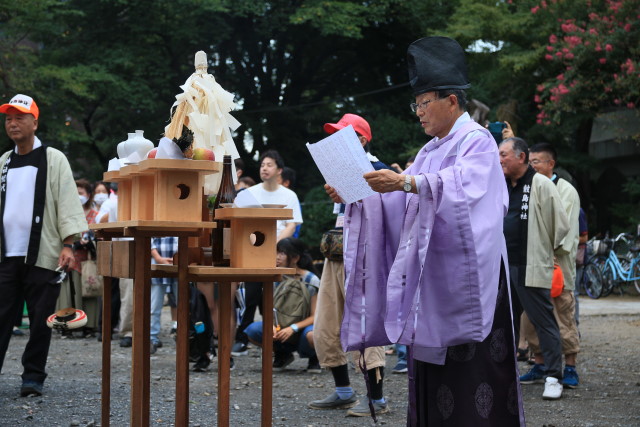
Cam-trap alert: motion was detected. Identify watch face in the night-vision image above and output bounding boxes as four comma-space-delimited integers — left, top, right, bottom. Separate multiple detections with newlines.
404, 183, 412, 192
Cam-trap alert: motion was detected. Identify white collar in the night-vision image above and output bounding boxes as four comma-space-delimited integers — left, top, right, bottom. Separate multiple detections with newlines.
366, 152, 380, 163
447, 112, 472, 137
14, 136, 42, 154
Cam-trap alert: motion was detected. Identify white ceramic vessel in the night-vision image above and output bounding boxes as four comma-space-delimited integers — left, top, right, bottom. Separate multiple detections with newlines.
117, 130, 154, 162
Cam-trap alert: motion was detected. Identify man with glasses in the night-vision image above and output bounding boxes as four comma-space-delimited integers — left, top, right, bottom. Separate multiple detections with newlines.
499, 136, 570, 400
521, 143, 581, 388
326, 37, 524, 425
0, 94, 87, 397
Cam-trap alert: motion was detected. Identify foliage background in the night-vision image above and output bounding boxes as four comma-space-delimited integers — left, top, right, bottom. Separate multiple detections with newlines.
1, 0, 638, 248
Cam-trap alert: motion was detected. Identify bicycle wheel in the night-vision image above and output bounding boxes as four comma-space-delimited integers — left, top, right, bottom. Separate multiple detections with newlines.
582, 262, 603, 299
601, 261, 615, 297
633, 261, 640, 295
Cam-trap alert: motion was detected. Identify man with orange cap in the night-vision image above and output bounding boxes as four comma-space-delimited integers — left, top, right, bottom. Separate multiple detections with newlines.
309, 113, 392, 417
0, 94, 87, 397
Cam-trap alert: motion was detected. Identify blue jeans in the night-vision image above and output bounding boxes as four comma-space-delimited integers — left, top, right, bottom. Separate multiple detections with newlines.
150, 283, 165, 344
396, 344, 407, 363
244, 321, 316, 358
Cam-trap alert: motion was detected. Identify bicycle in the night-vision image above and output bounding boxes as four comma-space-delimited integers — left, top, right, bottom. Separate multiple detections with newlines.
579, 255, 604, 299
597, 233, 640, 297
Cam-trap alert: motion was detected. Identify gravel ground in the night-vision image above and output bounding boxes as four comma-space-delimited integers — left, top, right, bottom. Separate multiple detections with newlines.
1, 295, 639, 426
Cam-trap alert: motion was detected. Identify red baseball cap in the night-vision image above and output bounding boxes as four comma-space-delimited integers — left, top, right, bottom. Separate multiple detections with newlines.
0, 94, 39, 119
324, 113, 372, 142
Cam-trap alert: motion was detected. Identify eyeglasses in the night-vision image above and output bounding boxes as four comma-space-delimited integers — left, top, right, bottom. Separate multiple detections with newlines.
529, 159, 550, 166
409, 98, 439, 112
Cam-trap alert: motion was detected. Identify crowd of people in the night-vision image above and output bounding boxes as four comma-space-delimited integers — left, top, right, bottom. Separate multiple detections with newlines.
0, 35, 591, 426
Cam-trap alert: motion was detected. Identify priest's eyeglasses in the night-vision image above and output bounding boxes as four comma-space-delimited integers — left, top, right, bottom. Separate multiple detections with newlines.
410, 98, 438, 112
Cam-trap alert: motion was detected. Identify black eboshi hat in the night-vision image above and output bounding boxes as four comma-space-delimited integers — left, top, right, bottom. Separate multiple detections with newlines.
407, 36, 471, 96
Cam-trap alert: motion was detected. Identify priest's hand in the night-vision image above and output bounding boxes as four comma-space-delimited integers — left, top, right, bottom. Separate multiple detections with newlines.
324, 184, 344, 204
364, 169, 404, 193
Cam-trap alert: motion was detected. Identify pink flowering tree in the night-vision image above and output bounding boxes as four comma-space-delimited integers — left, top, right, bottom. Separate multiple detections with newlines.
532, 0, 639, 125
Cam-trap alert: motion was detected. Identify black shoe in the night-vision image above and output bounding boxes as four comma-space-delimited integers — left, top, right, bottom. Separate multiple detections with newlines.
231, 342, 248, 356
155, 340, 163, 348
273, 353, 294, 371
119, 336, 132, 348
192, 356, 211, 372
12, 327, 25, 336
20, 381, 43, 397
230, 357, 235, 371
306, 356, 322, 374
150, 341, 159, 355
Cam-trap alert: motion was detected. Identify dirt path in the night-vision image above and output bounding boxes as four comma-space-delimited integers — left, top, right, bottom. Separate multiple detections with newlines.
1, 297, 639, 426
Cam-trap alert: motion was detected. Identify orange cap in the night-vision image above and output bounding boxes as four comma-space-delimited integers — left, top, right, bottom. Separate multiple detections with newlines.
0, 94, 39, 119
324, 113, 372, 142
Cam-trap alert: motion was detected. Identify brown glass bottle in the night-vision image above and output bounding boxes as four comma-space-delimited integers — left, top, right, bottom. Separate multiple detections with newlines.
211, 155, 236, 266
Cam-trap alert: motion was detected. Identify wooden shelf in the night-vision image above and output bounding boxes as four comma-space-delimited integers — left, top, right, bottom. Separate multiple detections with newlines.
91, 220, 217, 231
214, 207, 293, 220
152, 264, 295, 281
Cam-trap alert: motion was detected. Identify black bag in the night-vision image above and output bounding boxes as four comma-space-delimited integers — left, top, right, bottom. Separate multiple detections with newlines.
189, 284, 214, 370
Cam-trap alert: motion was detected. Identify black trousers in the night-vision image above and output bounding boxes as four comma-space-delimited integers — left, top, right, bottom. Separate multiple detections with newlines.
235, 281, 263, 344
0, 257, 60, 383
508, 265, 563, 379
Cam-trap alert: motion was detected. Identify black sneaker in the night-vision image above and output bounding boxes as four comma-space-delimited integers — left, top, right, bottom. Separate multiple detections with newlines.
119, 336, 132, 348
150, 341, 159, 355
193, 356, 211, 372
20, 381, 43, 397
230, 357, 235, 371
273, 353, 294, 371
306, 356, 322, 374
231, 342, 248, 356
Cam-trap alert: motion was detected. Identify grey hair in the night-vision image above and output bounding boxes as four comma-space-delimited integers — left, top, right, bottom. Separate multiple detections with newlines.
500, 137, 529, 163
436, 89, 468, 111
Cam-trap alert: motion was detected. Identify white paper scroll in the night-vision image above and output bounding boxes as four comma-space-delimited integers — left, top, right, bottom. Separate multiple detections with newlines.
306, 125, 376, 204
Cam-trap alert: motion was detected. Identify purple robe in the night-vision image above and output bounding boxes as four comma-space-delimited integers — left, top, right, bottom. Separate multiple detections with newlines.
341, 117, 508, 363
342, 115, 525, 424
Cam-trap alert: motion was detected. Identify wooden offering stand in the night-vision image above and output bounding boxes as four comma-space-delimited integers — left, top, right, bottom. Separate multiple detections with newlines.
91, 158, 294, 427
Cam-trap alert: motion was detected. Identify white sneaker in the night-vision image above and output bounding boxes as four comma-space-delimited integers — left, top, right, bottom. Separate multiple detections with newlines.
542, 377, 563, 400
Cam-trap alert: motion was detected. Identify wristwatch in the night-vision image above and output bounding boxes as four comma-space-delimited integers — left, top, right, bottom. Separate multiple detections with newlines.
290, 324, 299, 333
403, 175, 412, 193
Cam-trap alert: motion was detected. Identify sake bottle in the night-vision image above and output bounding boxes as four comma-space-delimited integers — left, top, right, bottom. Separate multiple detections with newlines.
211, 155, 236, 266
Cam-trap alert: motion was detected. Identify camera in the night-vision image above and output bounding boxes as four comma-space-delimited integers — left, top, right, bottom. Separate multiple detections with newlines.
488, 121, 507, 143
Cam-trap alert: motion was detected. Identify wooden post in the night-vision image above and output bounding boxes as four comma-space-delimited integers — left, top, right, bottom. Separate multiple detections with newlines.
217, 281, 232, 427
175, 236, 190, 426
101, 235, 113, 427
131, 236, 151, 426
261, 281, 274, 426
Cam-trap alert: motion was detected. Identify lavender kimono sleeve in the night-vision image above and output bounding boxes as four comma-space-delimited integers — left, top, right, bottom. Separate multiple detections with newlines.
341, 191, 404, 351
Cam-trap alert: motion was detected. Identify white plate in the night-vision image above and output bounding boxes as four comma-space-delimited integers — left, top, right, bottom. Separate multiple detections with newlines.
262, 204, 286, 208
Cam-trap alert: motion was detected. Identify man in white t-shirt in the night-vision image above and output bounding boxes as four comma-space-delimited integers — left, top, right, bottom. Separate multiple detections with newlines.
232, 149, 303, 357
246, 149, 303, 240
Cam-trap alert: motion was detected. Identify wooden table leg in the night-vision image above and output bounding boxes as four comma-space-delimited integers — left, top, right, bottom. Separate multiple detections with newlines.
175, 236, 190, 427
217, 281, 232, 427
101, 274, 112, 427
261, 281, 273, 427
131, 236, 151, 426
